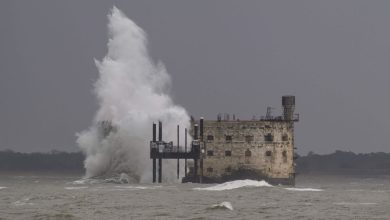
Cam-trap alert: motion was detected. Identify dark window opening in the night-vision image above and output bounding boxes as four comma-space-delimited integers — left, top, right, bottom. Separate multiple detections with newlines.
282, 151, 287, 163
245, 135, 254, 143
225, 150, 232, 156
225, 167, 232, 172
207, 167, 213, 172
264, 133, 274, 142
245, 149, 252, 157
225, 135, 232, 141
207, 150, 214, 156
282, 134, 288, 141
207, 135, 214, 141
265, 151, 272, 157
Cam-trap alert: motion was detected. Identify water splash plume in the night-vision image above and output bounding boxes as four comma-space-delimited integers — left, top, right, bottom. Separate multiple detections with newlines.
76, 6, 190, 183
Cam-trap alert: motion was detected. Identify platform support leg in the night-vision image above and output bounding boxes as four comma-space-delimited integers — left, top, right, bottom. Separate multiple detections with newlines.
158, 158, 162, 183
194, 159, 198, 183
152, 158, 156, 183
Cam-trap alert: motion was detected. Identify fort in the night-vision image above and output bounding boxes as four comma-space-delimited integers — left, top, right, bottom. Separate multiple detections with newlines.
150, 96, 299, 185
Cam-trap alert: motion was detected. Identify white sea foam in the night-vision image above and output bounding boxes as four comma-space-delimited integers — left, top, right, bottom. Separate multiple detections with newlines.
285, 188, 323, 192
0, 187, 7, 190
65, 186, 89, 190
334, 202, 377, 206
13, 198, 33, 206
210, 201, 234, 211
114, 185, 160, 190
76, 6, 190, 183
72, 179, 89, 185
194, 180, 273, 191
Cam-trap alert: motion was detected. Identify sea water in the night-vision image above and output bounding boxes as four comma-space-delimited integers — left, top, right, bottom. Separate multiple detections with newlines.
1, 173, 390, 219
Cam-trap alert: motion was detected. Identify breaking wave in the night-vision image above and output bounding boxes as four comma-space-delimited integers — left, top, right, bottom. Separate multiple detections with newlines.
209, 201, 234, 211
76, 6, 190, 183
193, 180, 273, 191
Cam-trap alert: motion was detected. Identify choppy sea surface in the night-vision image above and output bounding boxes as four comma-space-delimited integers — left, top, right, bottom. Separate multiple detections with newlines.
1, 173, 390, 219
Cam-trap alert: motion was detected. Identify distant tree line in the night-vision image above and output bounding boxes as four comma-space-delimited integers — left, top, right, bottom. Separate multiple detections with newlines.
1, 150, 390, 174
0, 150, 85, 172
296, 150, 390, 174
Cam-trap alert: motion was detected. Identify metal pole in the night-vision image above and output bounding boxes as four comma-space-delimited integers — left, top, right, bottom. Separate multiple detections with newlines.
200, 117, 204, 141
152, 122, 156, 183
152, 158, 156, 183
194, 159, 198, 183
184, 128, 187, 177
158, 158, 162, 183
177, 125, 180, 179
194, 124, 198, 140
158, 121, 162, 141
153, 123, 156, 142
199, 117, 204, 184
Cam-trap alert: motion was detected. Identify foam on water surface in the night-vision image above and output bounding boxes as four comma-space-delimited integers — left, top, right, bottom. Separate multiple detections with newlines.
0, 186, 7, 190
114, 185, 161, 190
210, 201, 234, 211
65, 186, 89, 190
13, 198, 34, 206
285, 188, 323, 192
194, 179, 273, 191
334, 202, 377, 206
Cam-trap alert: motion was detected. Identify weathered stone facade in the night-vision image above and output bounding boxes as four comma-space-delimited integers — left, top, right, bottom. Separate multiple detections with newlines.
201, 119, 295, 184
192, 96, 298, 185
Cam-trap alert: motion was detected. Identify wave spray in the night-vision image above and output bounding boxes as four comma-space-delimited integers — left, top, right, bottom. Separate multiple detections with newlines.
77, 7, 190, 183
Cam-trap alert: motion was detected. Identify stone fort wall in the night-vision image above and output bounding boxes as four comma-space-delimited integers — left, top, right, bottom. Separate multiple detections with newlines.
201, 120, 295, 181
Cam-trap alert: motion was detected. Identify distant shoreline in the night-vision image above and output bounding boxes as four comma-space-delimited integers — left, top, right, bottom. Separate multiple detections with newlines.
0, 150, 389, 175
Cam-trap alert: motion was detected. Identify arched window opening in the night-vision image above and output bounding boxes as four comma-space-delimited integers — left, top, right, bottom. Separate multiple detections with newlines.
245, 149, 252, 157
265, 151, 272, 157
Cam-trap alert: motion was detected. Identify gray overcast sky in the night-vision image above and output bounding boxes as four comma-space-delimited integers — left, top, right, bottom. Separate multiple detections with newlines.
1, 0, 390, 154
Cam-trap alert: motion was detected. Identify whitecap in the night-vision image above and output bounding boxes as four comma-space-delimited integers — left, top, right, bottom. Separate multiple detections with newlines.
65, 186, 88, 190
285, 188, 323, 192
72, 179, 89, 185
210, 201, 234, 211
0, 187, 7, 190
194, 179, 272, 191
334, 202, 376, 206
114, 185, 159, 190
13, 198, 34, 206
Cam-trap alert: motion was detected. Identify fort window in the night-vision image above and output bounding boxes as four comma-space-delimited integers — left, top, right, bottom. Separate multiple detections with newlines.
264, 133, 273, 142
245, 149, 252, 157
245, 135, 254, 143
207, 167, 213, 173
225, 167, 232, 172
207, 135, 214, 141
282, 151, 287, 163
207, 150, 214, 156
282, 134, 288, 141
265, 151, 272, 157
225, 135, 232, 141
225, 150, 232, 156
